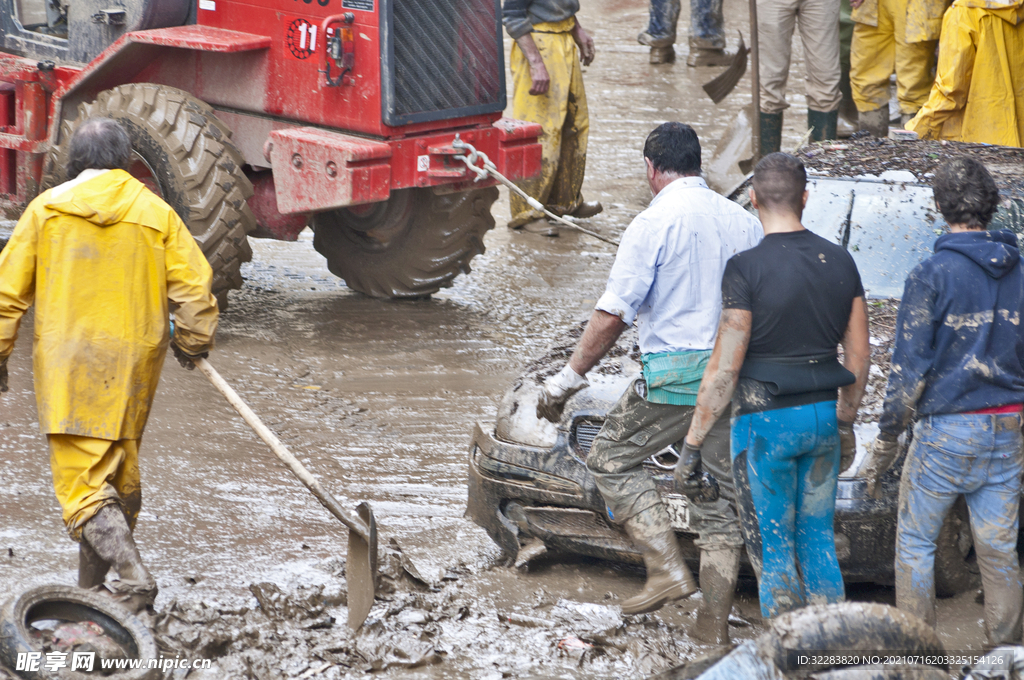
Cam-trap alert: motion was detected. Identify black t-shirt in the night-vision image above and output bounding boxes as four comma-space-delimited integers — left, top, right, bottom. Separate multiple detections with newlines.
721, 229, 864, 415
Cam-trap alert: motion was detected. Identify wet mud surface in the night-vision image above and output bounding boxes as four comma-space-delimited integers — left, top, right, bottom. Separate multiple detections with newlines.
0, 0, 1002, 676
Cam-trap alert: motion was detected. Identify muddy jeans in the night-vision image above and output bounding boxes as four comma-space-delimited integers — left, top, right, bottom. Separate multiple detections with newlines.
732, 400, 845, 619
645, 0, 725, 50
587, 378, 743, 551
895, 413, 1024, 645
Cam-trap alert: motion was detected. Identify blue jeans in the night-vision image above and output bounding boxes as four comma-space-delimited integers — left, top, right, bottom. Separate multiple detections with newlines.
732, 401, 844, 618
646, 0, 725, 49
896, 413, 1023, 644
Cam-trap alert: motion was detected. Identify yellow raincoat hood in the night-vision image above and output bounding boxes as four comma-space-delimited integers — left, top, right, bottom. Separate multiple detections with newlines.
0, 169, 218, 439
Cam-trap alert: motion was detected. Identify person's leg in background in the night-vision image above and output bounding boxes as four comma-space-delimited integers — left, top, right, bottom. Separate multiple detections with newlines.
838, 0, 858, 135
893, 0, 939, 125
798, 0, 843, 141
962, 414, 1024, 645
640, 0, 682, 63
793, 401, 845, 605
688, 0, 733, 67
689, 412, 744, 644
756, 0, 798, 155
851, 0, 896, 136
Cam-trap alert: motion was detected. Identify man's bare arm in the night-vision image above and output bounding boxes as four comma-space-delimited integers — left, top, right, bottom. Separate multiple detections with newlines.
569, 309, 628, 375
685, 309, 752, 447
514, 34, 550, 95
838, 296, 871, 422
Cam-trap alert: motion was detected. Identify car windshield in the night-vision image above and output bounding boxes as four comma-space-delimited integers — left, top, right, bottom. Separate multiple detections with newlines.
798, 176, 1024, 299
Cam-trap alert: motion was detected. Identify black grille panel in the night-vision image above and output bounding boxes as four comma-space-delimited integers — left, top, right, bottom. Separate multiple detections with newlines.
382, 0, 505, 125
574, 421, 603, 457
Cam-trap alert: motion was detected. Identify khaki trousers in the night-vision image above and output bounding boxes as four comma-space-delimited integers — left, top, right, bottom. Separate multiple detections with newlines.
757, 0, 842, 113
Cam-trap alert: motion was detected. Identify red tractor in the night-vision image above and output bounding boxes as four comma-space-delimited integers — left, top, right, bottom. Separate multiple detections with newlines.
0, 0, 541, 304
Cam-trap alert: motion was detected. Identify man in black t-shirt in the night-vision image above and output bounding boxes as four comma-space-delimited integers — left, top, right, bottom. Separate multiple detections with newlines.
679, 153, 870, 619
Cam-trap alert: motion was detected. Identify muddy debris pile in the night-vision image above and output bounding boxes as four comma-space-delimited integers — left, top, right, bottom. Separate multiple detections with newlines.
151, 540, 711, 679
796, 137, 1024, 196
857, 298, 899, 423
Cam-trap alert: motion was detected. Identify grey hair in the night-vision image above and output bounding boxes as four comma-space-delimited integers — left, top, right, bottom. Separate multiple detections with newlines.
67, 117, 133, 178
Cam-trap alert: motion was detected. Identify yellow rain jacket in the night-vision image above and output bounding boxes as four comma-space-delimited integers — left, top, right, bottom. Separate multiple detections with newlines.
0, 169, 218, 440
907, 0, 1024, 145
852, 0, 950, 42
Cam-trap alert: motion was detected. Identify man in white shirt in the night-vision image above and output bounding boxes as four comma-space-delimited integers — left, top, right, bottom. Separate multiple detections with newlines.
537, 122, 762, 639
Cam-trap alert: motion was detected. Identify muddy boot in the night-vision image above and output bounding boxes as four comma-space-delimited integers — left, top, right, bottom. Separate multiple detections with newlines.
78, 541, 111, 589
858, 106, 889, 137
571, 201, 604, 219
691, 548, 741, 645
621, 505, 698, 615
638, 31, 675, 48
81, 504, 157, 613
686, 48, 735, 67
807, 110, 838, 143
650, 46, 676, 64
520, 218, 558, 237
758, 112, 783, 157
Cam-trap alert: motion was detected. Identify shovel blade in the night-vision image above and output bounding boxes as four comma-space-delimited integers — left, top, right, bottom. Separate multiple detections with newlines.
705, 106, 755, 196
702, 32, 749, 104
346, 501, 378, 630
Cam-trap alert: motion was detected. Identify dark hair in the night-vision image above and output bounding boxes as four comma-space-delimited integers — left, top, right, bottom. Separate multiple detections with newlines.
932, 157, 1000, 229
67, 118, 132, 179
643, 122, 701, 175
752, 152, 807, 215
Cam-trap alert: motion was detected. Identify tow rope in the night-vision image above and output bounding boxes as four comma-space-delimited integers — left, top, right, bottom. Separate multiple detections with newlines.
452, 135, 620, 246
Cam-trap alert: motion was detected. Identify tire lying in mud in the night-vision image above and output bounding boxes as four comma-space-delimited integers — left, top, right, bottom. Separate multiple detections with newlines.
311, 186, 498, 299
935, 496, 977, 598
0, 584, 160, 680
45, 84, 256, 309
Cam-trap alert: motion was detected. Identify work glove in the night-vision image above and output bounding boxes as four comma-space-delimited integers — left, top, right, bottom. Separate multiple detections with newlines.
838, 419, 857, 474
172, 343, 207, 371
0, 356, 7, 393
674, 441, 720, 503
536, 364, 589, 423
864, 435, 901, 499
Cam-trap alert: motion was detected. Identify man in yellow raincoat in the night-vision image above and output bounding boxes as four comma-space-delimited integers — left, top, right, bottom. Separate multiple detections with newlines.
504, 0, 603, 236
907, 0, 1024, 145
850, 0, 950, 136
0, 118, 217, 611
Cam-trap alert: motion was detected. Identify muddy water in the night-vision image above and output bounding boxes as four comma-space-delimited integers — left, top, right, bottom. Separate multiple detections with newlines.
0, 0, 993, 676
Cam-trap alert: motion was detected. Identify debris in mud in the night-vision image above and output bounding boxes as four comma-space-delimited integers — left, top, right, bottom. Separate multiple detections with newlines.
795, 138, 1024, 197
859, 299, 899, 423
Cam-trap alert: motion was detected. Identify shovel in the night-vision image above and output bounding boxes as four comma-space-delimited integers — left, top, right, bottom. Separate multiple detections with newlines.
193, 357, 378, 630
702, 32, 749, 104
704, 0, 761, 196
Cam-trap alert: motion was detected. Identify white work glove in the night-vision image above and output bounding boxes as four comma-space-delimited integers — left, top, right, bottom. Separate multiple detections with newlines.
864, 435, 901, 499
536, 364, 589, 423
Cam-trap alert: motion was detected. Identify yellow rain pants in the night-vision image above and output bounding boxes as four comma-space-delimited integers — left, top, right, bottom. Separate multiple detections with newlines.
0, 169, 217, 440
907, 0, 1024, 145
48, 435, 140, 540
509, 18, 590, 228
850, 0, 949, 113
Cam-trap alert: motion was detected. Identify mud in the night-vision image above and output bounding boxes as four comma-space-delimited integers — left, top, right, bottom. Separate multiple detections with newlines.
0, 0, 1000, 675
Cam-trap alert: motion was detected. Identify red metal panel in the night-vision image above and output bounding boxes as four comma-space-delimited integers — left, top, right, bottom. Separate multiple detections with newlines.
268, 126, 392, 214
246, 170, 309, 240
127, 25, 272, 51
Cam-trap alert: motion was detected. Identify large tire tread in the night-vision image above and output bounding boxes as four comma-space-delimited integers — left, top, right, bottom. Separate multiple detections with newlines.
44, 84, 255, 304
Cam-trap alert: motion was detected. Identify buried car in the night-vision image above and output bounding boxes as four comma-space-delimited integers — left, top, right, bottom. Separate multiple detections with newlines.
467, 151, 1024, 595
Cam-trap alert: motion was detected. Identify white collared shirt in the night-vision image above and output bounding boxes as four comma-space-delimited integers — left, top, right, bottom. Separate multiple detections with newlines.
595, 176, 763, 354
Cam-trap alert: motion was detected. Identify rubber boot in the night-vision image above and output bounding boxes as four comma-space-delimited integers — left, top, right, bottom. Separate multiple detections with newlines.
686, 49, 736, 67
691, 548, 741, 645
621, 505, 699, 615
858, 106, 889, 138
81, 504, 157, 612
807, 110, 838, 143
78, 542, 111, 589
758, 112, 783, 157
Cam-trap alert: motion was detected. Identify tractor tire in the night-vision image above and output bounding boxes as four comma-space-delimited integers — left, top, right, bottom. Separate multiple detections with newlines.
311, 186, 498, 299
44, 84, 256, 308
934, 496, 978, 597
0, 584, 160, 680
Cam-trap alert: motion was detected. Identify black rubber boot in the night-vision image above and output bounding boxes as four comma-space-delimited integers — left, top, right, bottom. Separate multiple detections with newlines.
621, 505, 698, 615
858, 106, 889, 137
758, 112, 783, 157
692, 548, 741, 645
807, 110, 839, 143
78, 542, 111, 589
81, 504, 157, 612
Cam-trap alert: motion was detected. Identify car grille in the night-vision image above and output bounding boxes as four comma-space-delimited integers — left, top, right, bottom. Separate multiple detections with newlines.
382, 0, 505, 126
574, 421, 603, 458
